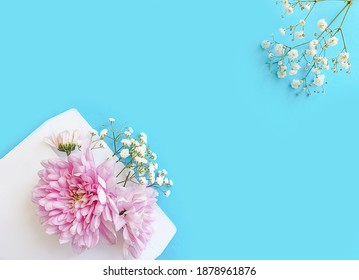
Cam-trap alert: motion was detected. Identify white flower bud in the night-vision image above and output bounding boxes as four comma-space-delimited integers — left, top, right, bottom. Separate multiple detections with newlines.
120, 149, 130, 159
148, 163, 155, 173
90, 129, 98, 136
100, 129, 108, 137
135, 145, 147, 156
317, 19, 328, 32
149, 172, 155, 184
121, 139, 131, 147
99, 140, 106, 148
261, 40, 271, 49
156, 176, 164, 186
326, 36, 338, 47
140, 132, 148, 143
164, 190, 171, 197
139, 177, 148, 185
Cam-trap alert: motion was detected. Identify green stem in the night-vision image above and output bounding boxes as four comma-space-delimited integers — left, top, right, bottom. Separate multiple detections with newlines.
339, 3, 352, 28
116, 165, 127, 177
112, 126, 117, 157
339, 28, 347, 51
123, 172, 131, 188
304, 2, 316, 21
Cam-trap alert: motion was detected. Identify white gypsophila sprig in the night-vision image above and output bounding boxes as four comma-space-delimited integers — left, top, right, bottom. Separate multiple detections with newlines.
89, 126, 109, 150
87, 128, 105, 149
102, 119, 173, 197
263, 0, 353, 96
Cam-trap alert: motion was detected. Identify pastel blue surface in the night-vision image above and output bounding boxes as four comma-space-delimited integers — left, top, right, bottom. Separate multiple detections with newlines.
1, 1, 359, 259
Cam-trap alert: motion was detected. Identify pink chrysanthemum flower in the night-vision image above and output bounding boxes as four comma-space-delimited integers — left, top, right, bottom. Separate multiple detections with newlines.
116, 185, 157, 258
32, 143, 123, 253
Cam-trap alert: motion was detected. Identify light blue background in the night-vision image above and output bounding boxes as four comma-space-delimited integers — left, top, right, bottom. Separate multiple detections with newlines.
1, 1, 359, 259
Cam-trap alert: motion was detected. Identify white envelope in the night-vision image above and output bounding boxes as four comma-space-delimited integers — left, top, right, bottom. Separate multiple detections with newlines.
0, 109, 176, 259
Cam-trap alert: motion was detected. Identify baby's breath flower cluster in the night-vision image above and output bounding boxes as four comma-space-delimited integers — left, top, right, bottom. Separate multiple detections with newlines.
100, 118, 173, 197
262, 0, 353, 96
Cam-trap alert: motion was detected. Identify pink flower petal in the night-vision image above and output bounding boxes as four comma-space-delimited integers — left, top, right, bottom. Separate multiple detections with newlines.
97, 187, 107, 204
97, 176, 107, 189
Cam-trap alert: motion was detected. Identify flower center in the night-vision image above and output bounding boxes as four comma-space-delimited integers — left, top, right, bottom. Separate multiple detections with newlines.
71, 188, 88, 208
72, 191, 82, 202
